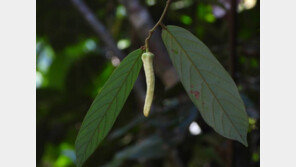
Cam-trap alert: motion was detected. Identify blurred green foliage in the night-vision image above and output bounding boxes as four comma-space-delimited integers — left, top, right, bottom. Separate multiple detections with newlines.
37, 0, 259, 166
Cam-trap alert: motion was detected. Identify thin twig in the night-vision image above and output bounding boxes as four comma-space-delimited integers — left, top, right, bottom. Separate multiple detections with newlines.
159, 22, 167, 30
122, 0, 179, 88
71, 0, 125, 59
71, 0, 146, 100
144, 0, 171, 52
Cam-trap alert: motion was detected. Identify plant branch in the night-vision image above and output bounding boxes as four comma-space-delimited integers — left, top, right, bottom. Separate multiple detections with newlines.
122, 0, 178, 88
70, 0, 125, 59
144, 0, 171, 52
70, 0, 146, 102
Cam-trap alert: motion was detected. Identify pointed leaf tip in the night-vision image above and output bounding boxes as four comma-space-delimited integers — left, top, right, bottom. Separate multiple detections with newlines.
161, 25, 249, 146
75, 49, 143, 166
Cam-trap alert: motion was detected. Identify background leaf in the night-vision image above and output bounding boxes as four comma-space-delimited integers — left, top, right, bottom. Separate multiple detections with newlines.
162, 25, 249, 146
75, 49, 143, 167
102, 135, 165, 167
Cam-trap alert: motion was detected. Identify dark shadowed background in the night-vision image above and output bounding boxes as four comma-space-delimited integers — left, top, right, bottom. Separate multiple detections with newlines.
37, 0, 259, 166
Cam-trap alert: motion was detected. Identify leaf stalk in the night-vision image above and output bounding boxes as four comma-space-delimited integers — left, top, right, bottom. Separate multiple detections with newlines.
144, 0, 171, 52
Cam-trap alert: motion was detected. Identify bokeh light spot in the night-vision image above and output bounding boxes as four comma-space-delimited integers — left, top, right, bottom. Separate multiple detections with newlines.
84, 39, 96, 51
36, 71, 43, 88
116, 5, 126, 18
111, 56, 121, 67
180, 15, 192, 25
189, 121, 202, 135
117, 39, 131, 50
146, 0, 156, 6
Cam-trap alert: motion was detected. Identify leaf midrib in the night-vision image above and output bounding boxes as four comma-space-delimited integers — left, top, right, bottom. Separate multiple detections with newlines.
78, 53, 142, 165
164, 28, 244, 141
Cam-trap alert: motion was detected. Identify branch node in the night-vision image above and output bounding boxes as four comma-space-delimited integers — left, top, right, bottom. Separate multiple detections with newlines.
160, 22, 167, 30
144, 0, 171, 52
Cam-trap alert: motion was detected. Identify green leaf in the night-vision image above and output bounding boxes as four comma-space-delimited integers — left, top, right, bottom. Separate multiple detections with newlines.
162, 25, 248, 146
75, 49, 143, 167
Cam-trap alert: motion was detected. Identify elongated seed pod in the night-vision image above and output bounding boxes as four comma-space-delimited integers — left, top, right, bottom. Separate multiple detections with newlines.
142, 52, 155, 117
